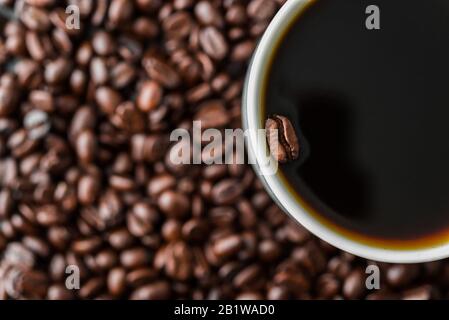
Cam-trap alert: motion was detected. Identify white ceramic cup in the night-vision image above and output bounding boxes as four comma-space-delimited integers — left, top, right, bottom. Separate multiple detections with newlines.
242, 0, 449, 263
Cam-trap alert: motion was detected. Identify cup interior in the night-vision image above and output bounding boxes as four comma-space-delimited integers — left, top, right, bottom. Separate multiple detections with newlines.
242, 0, 449, 263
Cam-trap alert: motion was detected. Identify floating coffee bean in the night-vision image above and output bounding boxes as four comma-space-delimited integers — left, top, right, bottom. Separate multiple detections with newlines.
265, 115, 300, 163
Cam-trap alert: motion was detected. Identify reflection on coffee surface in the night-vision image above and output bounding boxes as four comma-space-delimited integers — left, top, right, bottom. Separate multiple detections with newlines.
265, 0, 449, 241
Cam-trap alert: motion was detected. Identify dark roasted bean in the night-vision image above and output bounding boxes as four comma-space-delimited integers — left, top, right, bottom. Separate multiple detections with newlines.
75, 130, 97, 164
79, 277, 105, 299
110, 62, 136, 89
316, 273, 340, 299
247, 0, 277, 21
157, 190, 189, 219
267, 285, 290, 300
44, 58, 72, 85
199, 27, 228, 60
211, 179, 243, 205
21, 6, 51, 32
143, 56, 180, 88
233, 264, 261, 289
343, 269, 366, 300
194, 100, 230, 129
120, 248, 151, 269
95, 87, 122, 115
386, 264, 420, 288
195, 1, 223, 26
163, 11, 193, 39
265, 115, 300, 163
130, 281, 171, 300
107, 267, 127, 296
402, 285, 437, 300
109, 0, 134, 26
137, 80, 163, 112
213, 234, 242, 259
258, 239, 281, 262
92, 31, 116, 56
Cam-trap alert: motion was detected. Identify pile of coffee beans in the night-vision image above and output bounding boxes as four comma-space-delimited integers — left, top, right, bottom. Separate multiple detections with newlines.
0, 0, 448, 300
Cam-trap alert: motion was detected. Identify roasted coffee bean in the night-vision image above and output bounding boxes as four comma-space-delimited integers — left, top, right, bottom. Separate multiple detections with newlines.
211, 179, 243, 205
292, 241, 326, 276
342, 269, 366, 300
231, 40, 255, 61
90, 57, 109, 85
258, 239, 281, 262
194, 100, 230, 129
386, 264, 420, 288
24, 110, 50, 140
233, 264, 261, 289
75, 130, 97, 164
265, 115, 300, 163
147, 174, 176, 198
107, 267, 127, 296
131, 134, 169, 163
195, 1, 223, 26
3, 243, 35, 269
247, 0, 277, 21
22, 236, 50, 258
402, 285, 437, 300
137, 80, 163, 112
213, 234, 242, 259
44, 58, 72, 85
14, 59, 40, 88
78, 174, 100, 205
199, 27, 228, 60
127, 202, 159, 237
29, 90, 54, 112
47, 284, 74, 300
236, 291, 264, 300
126, 268, 158, 287
130, 281, 171, 300
157, 190, 190, 218
20, 6, 51, 32
120, 247, 151, 269
0, 81, 18, 117
107, 228, 135, 250
95, 249, 119, 270
111, 102, 146, 133
95, 86, 122, 115
72, 237, 103, 255
274, 269, 310, 296
226, 4, 247, 25
110, 62, 136, 89
267, 285, 290, 300
142, 56, 180, 88
316, 273, 340, 299
109, 0, 134, 26
3, 267, 48, 299
92, 31, 116, 56
161, 219, 182, 242
161, 241, 193, 281
79, 277, 105, 299
163, 11, 193, 39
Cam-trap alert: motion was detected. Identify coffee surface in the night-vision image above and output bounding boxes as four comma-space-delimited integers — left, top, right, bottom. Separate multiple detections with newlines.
265, 0, 449, 240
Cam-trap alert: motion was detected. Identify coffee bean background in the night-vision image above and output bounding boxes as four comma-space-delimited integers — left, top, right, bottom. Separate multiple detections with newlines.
0, 0, 448, 300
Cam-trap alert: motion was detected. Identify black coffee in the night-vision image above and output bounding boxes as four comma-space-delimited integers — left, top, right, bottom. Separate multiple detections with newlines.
264, 0, 449, 244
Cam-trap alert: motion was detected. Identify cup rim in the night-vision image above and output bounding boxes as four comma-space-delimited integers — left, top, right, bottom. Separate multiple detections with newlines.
242, 0, 449, 263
